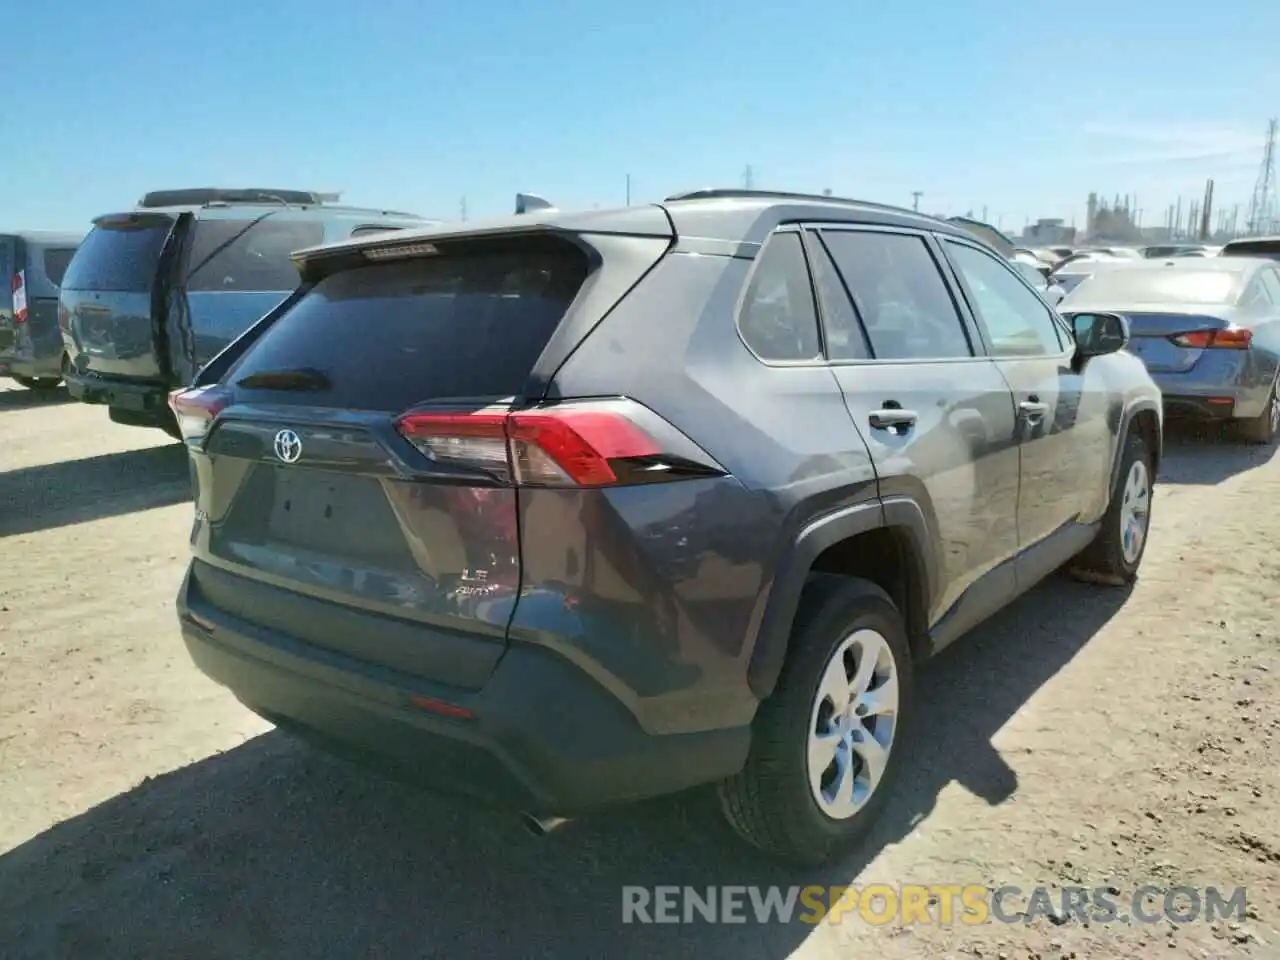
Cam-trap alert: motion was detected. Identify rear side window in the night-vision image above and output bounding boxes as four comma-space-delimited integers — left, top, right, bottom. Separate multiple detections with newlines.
227, 238, 589, 411
186, 217, 325, 292
737, 232, 822, 362
1222, 241, 1280, 261
820, 230, 973, 360
62, 215, 173, 292
42, 247, 77, 287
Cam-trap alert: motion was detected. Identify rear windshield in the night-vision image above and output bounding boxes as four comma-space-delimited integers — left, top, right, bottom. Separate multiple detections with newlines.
42, 247, 77, 287
186, 217, 325, 292
227, 239, 589, 411
1221, 241, 1280, 261
62, 215, 173, 293
1069, 268, 1240, 305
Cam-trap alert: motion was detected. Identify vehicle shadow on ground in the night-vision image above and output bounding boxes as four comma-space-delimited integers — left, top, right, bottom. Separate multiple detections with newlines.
0, 444, 189, 537
0, 386, 74, 412
0, 578, 1130, 960
1157, 422, 1280, 486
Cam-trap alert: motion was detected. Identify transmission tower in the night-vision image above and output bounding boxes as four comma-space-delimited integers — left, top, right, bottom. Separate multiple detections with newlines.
1247, 118, 1277, 235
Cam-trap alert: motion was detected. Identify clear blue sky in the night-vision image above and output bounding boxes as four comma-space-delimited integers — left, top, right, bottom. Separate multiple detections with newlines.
5, 0, 1279, 233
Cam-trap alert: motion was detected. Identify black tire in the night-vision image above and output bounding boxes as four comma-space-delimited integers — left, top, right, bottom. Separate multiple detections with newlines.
717, 575, 915, 864
1237, 379, 1279, 445
12, 374, 61, 390
1070, 430, 1153, 585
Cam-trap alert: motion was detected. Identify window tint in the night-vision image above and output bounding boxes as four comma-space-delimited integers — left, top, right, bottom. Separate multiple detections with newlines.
42, 247, 77, 287
61, 215, 173, 292
738, 232, 821, 361
946, 241, 1063, 357
806, 234, 869, 360
227, 239, 588, 412
820, 230, 972, 360
1260, 270, 1280, 305
186, 217, 325, 292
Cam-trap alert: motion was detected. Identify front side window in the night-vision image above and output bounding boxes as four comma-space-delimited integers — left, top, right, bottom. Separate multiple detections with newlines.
945, 240, 1065, 357
738, 232, 822, 362
820, 230, 973, 360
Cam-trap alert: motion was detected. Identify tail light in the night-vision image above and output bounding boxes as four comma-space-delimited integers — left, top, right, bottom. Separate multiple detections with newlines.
168, 385, 230, 442
10, 272, 27, 323
1170, 328, 1252, 349
394, 401, 720, 488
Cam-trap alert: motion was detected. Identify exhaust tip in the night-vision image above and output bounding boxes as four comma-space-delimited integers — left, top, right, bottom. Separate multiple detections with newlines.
521, 813, 571, 837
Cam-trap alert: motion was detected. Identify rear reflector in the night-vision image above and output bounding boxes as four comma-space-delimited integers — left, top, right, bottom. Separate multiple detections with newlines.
11, 272, 27, 323
395, 405, 667, 487
168, 385, 231, 441
409, 695, 474, 719
1170, 328, 1252, 349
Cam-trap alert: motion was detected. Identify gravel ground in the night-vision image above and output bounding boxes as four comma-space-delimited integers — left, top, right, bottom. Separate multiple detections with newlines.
0, 382, 1277, 960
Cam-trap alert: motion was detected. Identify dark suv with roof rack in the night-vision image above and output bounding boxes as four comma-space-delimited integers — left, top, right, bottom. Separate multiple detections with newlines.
60, 188, 432, 436
170, 188, 1162, 864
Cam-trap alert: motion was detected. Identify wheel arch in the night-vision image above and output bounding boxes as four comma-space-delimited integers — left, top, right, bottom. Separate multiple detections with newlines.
1112, 400, 1162, 492
747, 497, 937, 700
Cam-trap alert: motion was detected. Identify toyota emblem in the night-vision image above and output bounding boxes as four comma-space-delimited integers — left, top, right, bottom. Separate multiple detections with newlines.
273, 429, 303, 464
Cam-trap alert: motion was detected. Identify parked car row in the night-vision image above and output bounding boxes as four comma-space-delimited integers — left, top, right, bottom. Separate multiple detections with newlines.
148, 187, 1163, 864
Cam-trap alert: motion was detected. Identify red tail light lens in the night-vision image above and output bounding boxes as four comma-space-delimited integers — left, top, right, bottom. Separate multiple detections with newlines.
395, 405, 666, 487
168, 385, 230, 441
1170, 328, 1252, 349
11, 272, 27, 323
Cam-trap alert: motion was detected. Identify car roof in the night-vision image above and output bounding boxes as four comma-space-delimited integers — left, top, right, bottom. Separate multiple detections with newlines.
290, 188, 999, 277
94, 202, 429, 221
1107, 257, 1262, 274
0, 229, 84, 245
1222, 236, 1280, 247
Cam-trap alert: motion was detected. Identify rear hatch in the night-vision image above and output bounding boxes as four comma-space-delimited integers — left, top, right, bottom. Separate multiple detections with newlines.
61, 213, 176, 381
179, 213, 325, 380
179, 229, 674, 688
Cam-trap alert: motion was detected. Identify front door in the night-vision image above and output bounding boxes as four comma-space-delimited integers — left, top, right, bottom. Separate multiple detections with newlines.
806, 225, 1021, 639
939, 236, 1109, 584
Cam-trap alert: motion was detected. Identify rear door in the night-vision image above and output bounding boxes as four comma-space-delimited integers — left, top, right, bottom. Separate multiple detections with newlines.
0, 236, 15, 362
184, 235, 638, 688
180, 214, 325, 377
61, 213, 178, 381
809, 224, 1022, 634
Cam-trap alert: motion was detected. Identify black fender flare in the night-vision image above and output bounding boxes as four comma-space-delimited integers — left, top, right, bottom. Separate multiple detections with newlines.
746, 496, 937, 700
1110, 399, 1162, 493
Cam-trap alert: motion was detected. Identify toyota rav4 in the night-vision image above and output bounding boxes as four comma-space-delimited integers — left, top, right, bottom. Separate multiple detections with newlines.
171, 189, 1162, 864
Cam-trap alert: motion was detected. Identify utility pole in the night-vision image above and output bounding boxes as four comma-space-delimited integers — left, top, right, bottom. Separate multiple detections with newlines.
981, 205, 988, 223
459, 197, 468, 221
625, 174, 631, 206
911, 191, 923, 212
1199, 179, 1214, 241
743, 165, 755, 190
1247, 118, 1277, 235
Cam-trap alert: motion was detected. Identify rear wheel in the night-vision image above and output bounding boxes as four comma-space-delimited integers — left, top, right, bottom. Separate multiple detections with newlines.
12, 374, 61, 390
717, 576, 913, 864
1237, 379, 1280, 445
1070, 431, 1152, 585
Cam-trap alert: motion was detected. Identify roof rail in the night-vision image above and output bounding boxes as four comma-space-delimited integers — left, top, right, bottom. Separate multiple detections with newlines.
662, 187, 914, 214
137, 188, 326, 208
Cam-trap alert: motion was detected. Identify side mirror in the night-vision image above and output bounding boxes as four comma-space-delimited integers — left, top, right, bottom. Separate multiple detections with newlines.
1069, 311, 1130, 358
1044, 284, 1065, 307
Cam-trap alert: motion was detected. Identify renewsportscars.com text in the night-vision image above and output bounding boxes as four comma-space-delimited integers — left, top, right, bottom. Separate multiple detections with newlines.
621, 884, 1249, 926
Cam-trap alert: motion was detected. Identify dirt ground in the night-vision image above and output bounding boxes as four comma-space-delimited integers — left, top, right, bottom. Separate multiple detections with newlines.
0, 381, 1277, 960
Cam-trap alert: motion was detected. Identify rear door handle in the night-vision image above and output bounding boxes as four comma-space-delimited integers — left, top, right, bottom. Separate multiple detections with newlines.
869, 409, 919, 430
1019, 400, 1049, 417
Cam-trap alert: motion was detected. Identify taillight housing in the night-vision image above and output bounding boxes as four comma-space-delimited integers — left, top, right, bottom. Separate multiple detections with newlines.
1170, 328, 1252, 349
10, 271, 27, 323
168, 385, 230, 442
394, 400, 720, 488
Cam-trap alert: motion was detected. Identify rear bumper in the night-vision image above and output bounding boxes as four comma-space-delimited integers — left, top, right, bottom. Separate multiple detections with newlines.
175, 567, 751, 815
1160, 394, 1239, 421
65, 370, 168, 412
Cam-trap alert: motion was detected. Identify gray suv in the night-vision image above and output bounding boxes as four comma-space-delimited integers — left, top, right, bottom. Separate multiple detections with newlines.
171, 189, 1162, 864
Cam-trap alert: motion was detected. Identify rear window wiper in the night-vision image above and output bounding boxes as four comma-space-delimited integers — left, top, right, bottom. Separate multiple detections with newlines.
236, 367, 331, 391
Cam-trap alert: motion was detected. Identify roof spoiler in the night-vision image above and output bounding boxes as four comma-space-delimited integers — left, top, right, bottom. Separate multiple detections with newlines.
947, 216, 1016, 259
515, 193, 557, 215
